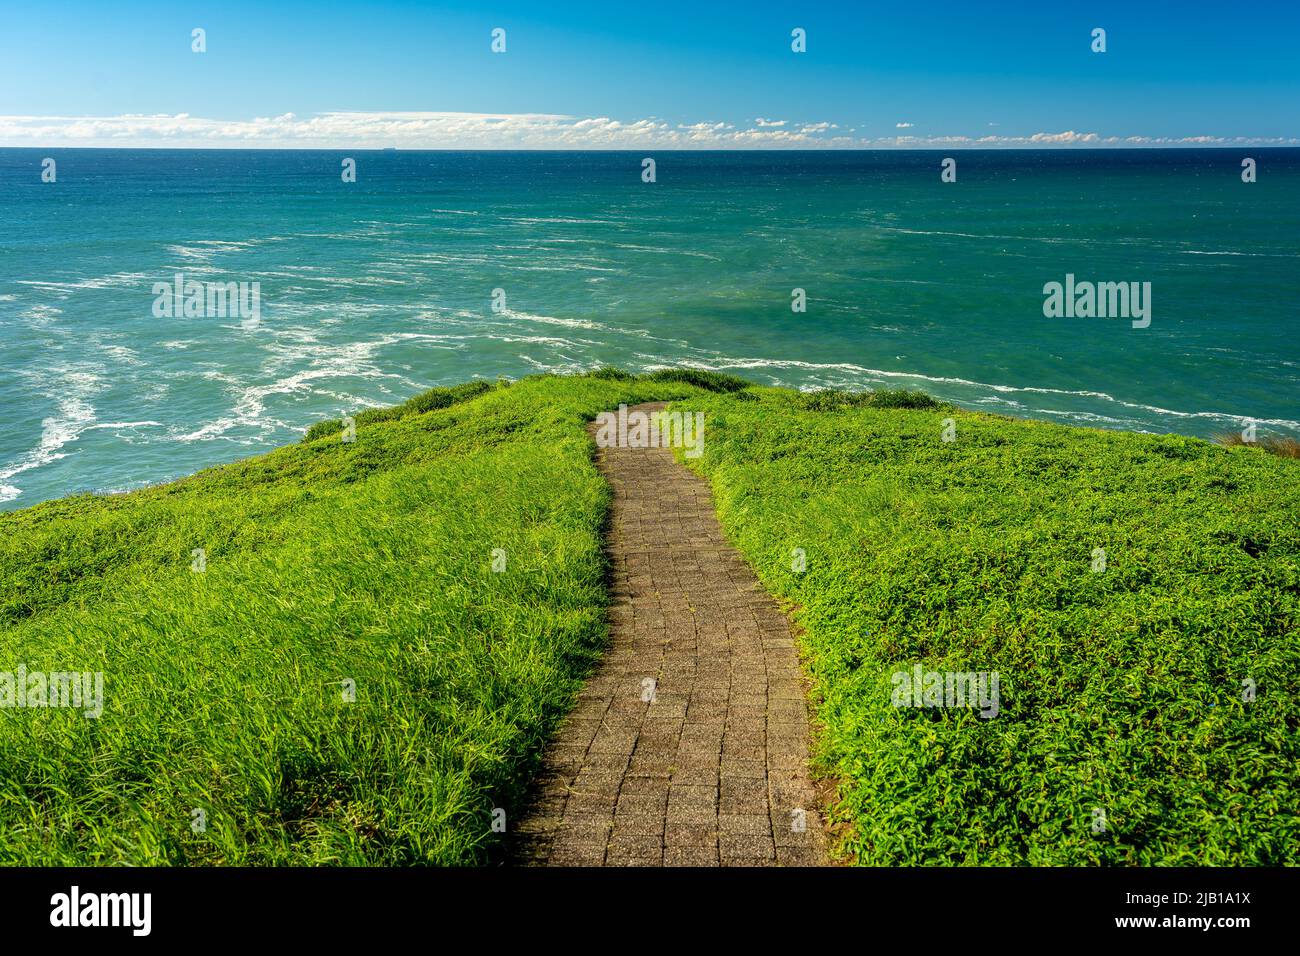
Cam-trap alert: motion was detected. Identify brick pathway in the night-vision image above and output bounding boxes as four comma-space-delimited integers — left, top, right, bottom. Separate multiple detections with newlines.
511, 402, 829, 866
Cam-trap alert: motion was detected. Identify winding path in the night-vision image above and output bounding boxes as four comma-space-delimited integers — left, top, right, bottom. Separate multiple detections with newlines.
511, 402, 830, 866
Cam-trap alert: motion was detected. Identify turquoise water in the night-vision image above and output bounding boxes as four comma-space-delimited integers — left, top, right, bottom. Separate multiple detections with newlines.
1, 148, 1297, 509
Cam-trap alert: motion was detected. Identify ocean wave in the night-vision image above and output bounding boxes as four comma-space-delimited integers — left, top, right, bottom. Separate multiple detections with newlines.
19, 304, 63, 322
518, 353, 590, 374
1181, 249, 1299, 258
876, 226, 1299, 259
645, 355, 1300, 433
98, 344, 144, 366
481, 333, 588, 348
877, 227, 1080, 244
169, 332, 462, 443
504, 217, 618, 225
0, 368, 103, 502
610, 243, 722, 261
166, 244, 218, 261
1034, 408, 1144, 429
16, 273, 152, 296
495, 309, 610, 332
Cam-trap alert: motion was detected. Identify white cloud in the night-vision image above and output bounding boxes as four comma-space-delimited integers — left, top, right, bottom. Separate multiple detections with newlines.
896, 122, 914, 128
1029, 129, 1099, 144
678, 121, 734, 132
0, 112, 1292, 149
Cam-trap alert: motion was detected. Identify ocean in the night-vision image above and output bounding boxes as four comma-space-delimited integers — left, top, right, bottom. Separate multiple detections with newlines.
1, 148, 1297, 510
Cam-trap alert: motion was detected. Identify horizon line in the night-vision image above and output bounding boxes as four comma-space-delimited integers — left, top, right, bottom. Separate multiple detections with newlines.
2, 111, 1294, 152
5, 144, 1299, 152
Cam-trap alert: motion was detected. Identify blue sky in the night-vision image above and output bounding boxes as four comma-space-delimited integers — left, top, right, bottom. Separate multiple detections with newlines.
2, 0, 1297, 147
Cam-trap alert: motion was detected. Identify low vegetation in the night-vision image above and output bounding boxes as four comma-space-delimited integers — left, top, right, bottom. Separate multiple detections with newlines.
2, 368, 1295, 866
676, 386, 1300, 864
1214, 431, 1300, 459
0, 372, 707, 864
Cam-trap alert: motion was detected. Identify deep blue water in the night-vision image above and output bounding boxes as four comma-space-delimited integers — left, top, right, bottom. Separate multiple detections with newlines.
0, 148, 1297, 508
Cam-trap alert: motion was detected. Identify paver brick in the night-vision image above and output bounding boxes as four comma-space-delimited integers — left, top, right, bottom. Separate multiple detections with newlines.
511, 404, 829, 867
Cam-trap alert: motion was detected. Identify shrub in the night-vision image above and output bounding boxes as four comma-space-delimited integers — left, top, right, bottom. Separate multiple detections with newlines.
405, 380, 494, 415
645, 367, 752, 393
303, 418, 344, 442
356, 405, 405, 427
1215, 431, 1300, 459
302, 380, 496, 442
589, 366, 634, 381
868, 388, 942, 410
796, 390, 875, 412
795, 388, 942, 412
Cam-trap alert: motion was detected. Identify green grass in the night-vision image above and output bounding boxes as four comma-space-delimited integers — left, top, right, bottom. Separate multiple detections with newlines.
3, 369, 1296, 866
794, 387, 947, 412
0, 372, 713, 865
673, 386, 1300, 864
1214, 430, 1300, 459
300, 379, 496, 441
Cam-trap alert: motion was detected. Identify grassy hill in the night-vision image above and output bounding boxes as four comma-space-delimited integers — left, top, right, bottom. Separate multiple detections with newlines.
677, 386, 1300, 864
0, 371, 1295, 865
0, 373, 711, 864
